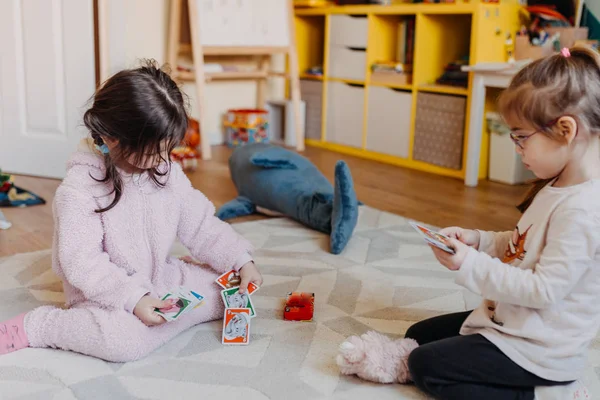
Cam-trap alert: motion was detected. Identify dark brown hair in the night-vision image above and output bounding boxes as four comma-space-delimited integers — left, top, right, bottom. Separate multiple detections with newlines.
83, 60, 188, 213
497, 46, 600, 213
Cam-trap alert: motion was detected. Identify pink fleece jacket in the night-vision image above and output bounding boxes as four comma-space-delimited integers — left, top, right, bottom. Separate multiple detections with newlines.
52, 139, 254, 314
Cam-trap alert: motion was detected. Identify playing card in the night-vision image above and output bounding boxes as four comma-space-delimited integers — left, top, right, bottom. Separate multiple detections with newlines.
189, 289, 205, 309
216, 270, 242, 289
221, 287, 256, 318
409, 221, 456, 254
155, 292, 193, 321
216, 270, 260, 295
222, 308, 251, 345
175, 287, 193, 301
174, 287, 197, 307
189, 289, 204, 302
179, 286, 206, 309
247, 282, 259, 295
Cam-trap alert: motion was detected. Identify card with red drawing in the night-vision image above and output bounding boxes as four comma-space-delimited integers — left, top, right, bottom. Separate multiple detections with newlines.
216, 269, 260, 294
222, 308, 251, 345
216, 270, 241, 289
246, 282, 259, 295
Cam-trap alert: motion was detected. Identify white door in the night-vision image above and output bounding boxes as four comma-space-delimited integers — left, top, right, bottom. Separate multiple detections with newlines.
0, 0, 96, 179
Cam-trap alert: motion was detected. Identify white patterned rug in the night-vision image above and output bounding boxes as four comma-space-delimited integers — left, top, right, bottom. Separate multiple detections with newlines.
1, 206, 599, 399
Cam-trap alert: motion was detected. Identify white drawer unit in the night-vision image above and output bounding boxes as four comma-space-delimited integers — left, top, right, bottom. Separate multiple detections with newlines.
486, 112, 535, 184
329, 14, 368, 48
328, 45, 367, 81
366, 86, 412, 158
325, 81, 365, 148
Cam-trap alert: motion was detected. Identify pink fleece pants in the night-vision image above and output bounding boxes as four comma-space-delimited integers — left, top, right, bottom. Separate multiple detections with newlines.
23, 261, 224, 363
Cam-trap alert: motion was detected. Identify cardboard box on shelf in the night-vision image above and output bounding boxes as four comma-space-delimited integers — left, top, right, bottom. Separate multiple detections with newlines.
514, 35, 555, 60
545, 27, 589, 49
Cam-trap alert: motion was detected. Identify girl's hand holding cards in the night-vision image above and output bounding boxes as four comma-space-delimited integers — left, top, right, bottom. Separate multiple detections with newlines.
439, 227, 481, 249
429, 238, 470, 271
238, 261, 263, 295
409, 222, 473, 271
134, 295, 176, 327
216, 263, 262, 345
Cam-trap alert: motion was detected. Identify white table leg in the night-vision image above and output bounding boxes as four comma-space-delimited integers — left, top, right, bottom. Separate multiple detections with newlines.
465, 74, 486, 187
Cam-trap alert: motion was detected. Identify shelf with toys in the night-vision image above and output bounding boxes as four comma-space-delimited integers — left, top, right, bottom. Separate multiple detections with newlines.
512, 5, 593, 61
293, 0, 522, 180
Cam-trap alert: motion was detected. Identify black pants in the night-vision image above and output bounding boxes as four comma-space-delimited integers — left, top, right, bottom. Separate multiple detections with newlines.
405, 311, 568, 400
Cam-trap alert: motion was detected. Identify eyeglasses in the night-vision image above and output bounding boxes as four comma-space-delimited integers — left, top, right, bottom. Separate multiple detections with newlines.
509, 130, 541, 149
509, 118, 560, 149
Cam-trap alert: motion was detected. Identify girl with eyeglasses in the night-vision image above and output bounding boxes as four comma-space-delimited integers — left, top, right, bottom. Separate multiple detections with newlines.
404, 46, 600, 399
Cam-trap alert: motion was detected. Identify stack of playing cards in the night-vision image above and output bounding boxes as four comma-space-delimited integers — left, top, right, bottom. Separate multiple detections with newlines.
409, 221, 456, 254
216, 270, 260, 345
154, 287, 205, 322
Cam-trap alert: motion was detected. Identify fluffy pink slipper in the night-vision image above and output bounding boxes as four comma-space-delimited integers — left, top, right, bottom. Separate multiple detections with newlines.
336, 330, 418, 384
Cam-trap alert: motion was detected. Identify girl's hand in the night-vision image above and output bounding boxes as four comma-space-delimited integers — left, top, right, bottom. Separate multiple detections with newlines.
238, 262, 263, 294
134, 295, 175, 327
439, 227, 480, 250
430, 238, 470, 271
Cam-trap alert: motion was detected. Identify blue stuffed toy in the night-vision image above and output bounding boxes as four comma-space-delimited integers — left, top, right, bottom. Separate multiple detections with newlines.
216, 143, 359, 255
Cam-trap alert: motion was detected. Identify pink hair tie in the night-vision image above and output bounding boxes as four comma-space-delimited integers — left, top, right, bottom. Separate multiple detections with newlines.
561, 47, 571, 57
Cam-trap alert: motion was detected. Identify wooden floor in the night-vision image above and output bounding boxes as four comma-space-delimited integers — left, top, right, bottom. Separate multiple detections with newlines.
0, 145, 528, 257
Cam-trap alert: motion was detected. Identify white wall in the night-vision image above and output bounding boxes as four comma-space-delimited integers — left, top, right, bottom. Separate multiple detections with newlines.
102, 0, 286, 145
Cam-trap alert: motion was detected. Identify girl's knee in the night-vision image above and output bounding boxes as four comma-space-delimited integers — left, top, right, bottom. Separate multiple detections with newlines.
407, 346, 430, 386
97, 315, 155, 362
100, 335, 150, 363
404, 322, 423, 342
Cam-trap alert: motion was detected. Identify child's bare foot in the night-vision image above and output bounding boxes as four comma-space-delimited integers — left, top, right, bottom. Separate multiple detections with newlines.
0, 313, 29, 355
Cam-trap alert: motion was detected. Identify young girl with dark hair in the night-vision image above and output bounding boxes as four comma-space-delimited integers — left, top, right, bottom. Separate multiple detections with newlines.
0, 60, 263, 362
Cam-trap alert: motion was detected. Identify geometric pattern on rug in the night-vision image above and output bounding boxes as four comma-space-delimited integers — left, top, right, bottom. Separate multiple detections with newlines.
1, 206, 599, 399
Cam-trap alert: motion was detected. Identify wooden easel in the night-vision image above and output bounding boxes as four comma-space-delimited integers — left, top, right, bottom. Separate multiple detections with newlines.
167, 0, 304, 161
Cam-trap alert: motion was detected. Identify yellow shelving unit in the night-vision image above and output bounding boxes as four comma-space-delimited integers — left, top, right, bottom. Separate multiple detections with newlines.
294, 1, 522, 180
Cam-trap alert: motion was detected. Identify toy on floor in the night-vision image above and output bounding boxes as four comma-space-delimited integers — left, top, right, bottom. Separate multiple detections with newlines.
216, 143, 360, 254
336, 331, 418, 384
284, 292, 314, 321
0, 170, 10, 192
224, 109, 269, 147
170, 117, 201, 171
0, 169, 45, 207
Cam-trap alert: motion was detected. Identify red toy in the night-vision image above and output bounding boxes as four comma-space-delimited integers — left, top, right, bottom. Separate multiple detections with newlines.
170, 117, 201, 171
284, 292, 315, 322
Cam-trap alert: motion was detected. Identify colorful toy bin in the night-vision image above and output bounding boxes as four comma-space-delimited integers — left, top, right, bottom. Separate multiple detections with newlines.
224, 109, 269, 147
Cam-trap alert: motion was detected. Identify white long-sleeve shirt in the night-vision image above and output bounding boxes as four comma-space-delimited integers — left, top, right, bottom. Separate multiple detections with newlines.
457, 179, 600, 382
